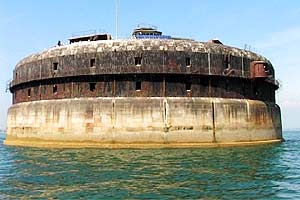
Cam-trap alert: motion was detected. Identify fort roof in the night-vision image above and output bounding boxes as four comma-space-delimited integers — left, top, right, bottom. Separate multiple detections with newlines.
16, 38, 268, 68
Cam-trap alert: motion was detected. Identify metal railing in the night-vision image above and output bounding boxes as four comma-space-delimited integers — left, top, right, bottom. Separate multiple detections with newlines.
266, 77, 280, 87
71, 29, 107, 38
6, 79, 12, 92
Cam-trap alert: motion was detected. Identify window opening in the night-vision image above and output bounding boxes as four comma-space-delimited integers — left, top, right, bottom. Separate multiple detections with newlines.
135, 57, 142, 66
136, 81, 141, 91
53, 85, 58, 94
89, 83, 96, 92
90, 58, 96, 68
28, 88, 31, 97
186, 82, 191, 92
53, 62, 58, 71
186, 57, 191, 67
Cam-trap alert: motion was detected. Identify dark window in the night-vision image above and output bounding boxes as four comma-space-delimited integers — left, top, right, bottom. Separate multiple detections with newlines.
136, 81, 141, 91
89, 83, 96, 92
186, 57, 191, 67
28, 88, 31, 97
53, 85, 58, 94
135, 57, 142, 66
53, 63, 58, 71
186, 82, 191, 91
90, 58, 96, 68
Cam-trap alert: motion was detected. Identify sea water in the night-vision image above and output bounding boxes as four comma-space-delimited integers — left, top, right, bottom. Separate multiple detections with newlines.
0, 131, 299, 199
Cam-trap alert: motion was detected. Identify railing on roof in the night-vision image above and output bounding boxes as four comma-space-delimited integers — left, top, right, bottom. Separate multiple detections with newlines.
135, 35, 172, 39
71, 29, 107, 38
136, 24, 158, 30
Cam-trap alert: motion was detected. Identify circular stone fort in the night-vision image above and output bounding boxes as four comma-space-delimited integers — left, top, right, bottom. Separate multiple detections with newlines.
5, 27, 282, 148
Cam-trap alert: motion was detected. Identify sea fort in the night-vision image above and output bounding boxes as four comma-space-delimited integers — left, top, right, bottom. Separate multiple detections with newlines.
5, 27, 282, 148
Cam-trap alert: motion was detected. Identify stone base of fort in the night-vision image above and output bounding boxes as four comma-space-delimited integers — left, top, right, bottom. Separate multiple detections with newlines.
4, 97, 283, 148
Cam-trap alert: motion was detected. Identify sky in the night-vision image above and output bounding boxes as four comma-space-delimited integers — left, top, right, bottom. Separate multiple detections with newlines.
0, 0, 299, 130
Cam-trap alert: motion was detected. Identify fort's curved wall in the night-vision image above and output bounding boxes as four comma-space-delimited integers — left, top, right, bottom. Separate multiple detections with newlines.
10, 40, 277, 104
5, 98, 282, 148
5, 39, 282, 148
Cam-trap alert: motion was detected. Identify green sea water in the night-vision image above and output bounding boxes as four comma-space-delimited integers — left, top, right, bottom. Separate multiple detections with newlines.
0, 132, 299, 199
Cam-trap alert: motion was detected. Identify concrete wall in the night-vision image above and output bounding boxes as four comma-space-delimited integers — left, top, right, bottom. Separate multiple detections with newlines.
13, 39, 268, 83
5, 97, 282, 148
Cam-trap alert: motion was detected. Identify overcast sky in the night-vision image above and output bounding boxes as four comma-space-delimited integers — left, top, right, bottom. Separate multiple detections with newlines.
0, 0, 299, 130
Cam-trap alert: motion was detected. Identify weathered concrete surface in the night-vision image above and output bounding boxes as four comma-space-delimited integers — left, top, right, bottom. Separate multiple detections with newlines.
4, 97, 282, 148
15, 39, 268, 68
11, 38, 275, 90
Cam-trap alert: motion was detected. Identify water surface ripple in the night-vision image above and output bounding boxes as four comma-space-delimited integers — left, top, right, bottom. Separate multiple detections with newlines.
0, 132, 299, 199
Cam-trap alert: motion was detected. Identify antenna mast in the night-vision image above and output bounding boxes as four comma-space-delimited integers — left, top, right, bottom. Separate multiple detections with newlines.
115, 0, 119, 39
